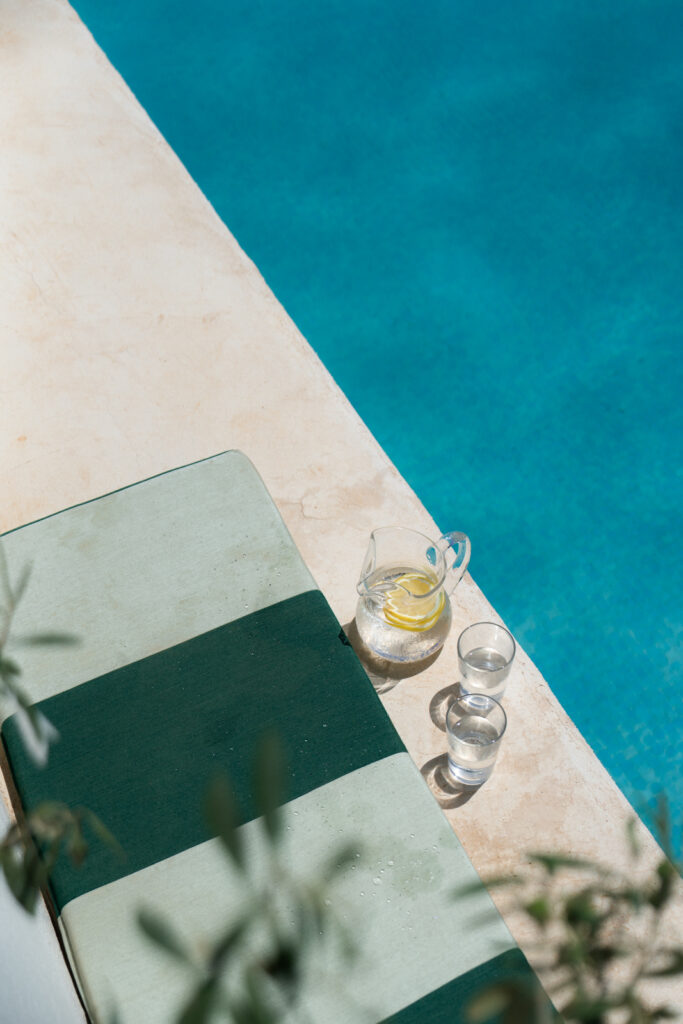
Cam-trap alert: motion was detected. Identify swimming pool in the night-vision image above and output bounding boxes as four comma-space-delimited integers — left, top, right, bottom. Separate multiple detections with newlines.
71, 0, 682, 842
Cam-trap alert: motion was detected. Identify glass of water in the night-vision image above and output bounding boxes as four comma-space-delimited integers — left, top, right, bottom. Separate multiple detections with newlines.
457, 621, 516, 700
446, 693, 507, 786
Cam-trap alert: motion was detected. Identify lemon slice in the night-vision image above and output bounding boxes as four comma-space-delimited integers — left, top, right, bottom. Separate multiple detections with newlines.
383, 571, 445, 632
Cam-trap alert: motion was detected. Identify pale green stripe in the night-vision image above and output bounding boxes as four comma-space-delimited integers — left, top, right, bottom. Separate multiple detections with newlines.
1, 451, 315, 719
60, 754, 513, 1024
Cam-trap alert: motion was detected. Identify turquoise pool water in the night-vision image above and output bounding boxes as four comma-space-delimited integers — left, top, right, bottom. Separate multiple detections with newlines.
73, 1, 682, 840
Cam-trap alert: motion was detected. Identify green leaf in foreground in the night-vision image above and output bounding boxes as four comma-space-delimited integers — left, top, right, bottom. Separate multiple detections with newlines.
85, 810, 126, 861
626, 816, 641, 859
177, 979, 218, 1024
137, 908, 190, 964
452, 875, 521, 899
203, 772, 244, 869
14, 632, 80, 647
475, 802, 683, 1022
649, 858, 676, 910
253, 732, 286, 844
528, 853, 599, 876
2, 802, 123, 915
0, 656, 21, 678
466, 984, 513, 1022
645, 948, 683, 978
525, 896, 552, 926
208, 916, 249, 975
322, 842, 361, 882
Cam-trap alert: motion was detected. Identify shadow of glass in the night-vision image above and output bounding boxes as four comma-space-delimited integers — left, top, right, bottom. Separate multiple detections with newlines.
420, 754, 483, 809
429, 682, 462, 732
343, 619, 443, 694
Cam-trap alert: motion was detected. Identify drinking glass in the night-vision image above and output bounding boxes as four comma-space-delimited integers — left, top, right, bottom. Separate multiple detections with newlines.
457, 621, 515, 700
446, 693, 507, 786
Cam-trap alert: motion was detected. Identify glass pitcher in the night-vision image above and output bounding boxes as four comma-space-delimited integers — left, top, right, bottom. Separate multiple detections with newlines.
355, 527, 471, 663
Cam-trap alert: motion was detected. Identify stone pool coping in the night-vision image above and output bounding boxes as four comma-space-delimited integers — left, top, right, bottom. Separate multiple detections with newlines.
1, 0, 681, 1011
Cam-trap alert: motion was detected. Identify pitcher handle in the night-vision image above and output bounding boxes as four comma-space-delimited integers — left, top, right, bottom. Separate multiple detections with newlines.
437, 532, 471, 595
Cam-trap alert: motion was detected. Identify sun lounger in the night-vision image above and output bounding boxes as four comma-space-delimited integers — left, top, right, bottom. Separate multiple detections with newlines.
1, 451, 551, 1022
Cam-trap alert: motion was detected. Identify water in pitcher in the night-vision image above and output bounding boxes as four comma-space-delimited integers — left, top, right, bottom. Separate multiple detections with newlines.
355, 565, 452, 662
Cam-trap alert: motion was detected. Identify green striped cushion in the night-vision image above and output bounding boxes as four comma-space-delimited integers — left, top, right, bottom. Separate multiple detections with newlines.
380, 948, 559, 1023
1, 451, 552, 1022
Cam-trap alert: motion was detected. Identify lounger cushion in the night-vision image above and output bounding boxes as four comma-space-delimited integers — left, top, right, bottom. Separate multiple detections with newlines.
1, 451, 552, 1022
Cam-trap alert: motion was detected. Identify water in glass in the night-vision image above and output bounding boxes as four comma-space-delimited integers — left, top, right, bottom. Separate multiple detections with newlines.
460, 646, 509, 698
447, 713, 500, 785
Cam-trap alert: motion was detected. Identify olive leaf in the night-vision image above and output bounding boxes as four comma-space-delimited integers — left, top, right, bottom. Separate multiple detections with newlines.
253, 731, 286, 844
470, 802, 683, 1024
1, 801, 124, 915
140, 734, 359, 1024
137, 908, 191, 965
203, 771, 244, 870
177, 979, 218, 1024
13, 633, 80, 647
0, 554, 122, 914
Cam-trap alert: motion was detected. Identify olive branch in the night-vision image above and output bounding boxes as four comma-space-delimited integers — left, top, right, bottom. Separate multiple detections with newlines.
0, 544, 122, 913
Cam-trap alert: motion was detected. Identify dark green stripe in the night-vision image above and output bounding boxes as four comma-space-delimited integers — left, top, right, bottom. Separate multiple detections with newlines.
380, 949, 559, 1023
2, 590, 403, 910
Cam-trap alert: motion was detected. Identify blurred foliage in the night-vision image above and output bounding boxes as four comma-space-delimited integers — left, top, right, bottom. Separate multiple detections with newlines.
0, 548, 80, 760
137, 732, 359, 1024
1, 800, 123, 913
464, 800, 682, 1024
0, 545, 120, 913
3, 547, 680, 1024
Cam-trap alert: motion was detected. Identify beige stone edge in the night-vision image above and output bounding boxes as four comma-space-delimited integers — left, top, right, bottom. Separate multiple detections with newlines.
1, 0, 680, 1012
